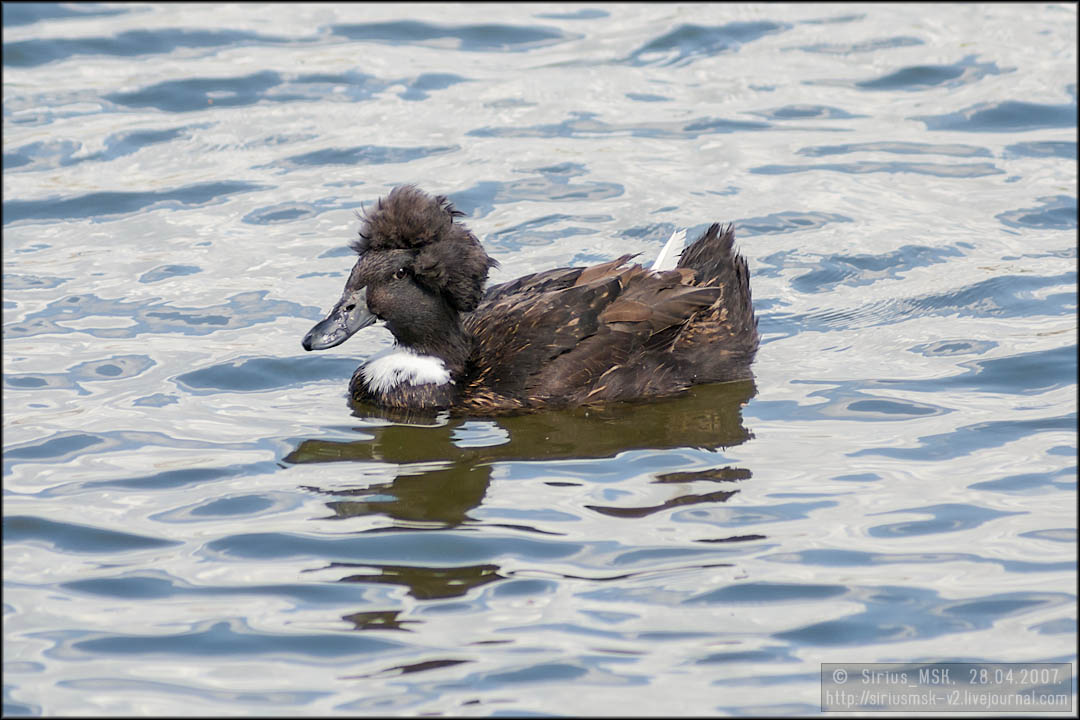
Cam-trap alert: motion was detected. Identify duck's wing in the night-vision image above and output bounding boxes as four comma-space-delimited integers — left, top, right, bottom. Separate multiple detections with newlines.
463, 257, 724, 407
481, 254, 636, 302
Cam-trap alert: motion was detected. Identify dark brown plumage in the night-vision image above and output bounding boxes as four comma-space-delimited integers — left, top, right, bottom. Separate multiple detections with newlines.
302, 185, 759, 413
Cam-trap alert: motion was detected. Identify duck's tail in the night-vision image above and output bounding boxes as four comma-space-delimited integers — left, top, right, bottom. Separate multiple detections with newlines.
671, 223, 759, 376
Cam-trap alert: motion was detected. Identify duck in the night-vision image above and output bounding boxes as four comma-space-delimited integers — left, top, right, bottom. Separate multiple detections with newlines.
302, 185, 758, 413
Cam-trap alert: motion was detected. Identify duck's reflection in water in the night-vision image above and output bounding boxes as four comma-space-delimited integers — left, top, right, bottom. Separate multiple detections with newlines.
285, 379, 756, 526
284, 380, 756, 606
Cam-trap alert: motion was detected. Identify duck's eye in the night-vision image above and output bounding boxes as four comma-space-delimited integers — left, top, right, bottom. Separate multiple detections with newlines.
394, 267, 408, 280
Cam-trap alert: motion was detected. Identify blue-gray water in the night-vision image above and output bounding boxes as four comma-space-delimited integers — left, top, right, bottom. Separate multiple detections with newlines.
2, 3, 1076, 716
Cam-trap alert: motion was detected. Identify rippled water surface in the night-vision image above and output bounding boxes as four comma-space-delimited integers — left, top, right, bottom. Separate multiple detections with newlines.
3, 3, 1077, 716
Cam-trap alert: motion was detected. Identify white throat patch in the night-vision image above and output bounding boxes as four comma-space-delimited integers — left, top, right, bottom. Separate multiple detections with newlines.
361, 347, 452, 394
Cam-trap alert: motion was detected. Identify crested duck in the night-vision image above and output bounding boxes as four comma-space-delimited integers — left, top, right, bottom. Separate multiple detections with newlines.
302, 185, 758, 413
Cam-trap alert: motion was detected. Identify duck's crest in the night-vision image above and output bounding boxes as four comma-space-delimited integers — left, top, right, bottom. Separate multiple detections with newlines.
352, 185, 498, 312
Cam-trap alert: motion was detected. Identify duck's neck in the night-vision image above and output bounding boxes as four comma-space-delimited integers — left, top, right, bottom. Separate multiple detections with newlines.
396, 312, 470, 379
354, 315, 471, 410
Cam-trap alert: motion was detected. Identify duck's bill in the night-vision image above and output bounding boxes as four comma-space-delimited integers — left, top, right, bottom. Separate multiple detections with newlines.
302, 288, 377, 351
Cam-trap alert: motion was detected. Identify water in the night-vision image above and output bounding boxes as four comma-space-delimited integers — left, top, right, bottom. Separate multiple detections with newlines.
3, 2, 1076, 716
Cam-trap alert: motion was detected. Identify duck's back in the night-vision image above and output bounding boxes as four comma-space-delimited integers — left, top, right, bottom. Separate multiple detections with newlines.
458, 223, 758, 412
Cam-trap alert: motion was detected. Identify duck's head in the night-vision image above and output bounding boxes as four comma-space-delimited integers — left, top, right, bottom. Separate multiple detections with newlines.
302, 185, 497, 355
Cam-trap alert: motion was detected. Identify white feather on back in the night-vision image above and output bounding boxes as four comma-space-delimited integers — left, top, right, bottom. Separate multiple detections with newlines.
361, 347, 451, 394
651, 228, 686, 272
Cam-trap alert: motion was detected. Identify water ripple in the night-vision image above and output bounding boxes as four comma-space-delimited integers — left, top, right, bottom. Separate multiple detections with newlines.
329, 20, 577, 52
914, 99, 1077, 132
623, 21, 791, 66
2, 181, 259, 224
4, 28, 289, 68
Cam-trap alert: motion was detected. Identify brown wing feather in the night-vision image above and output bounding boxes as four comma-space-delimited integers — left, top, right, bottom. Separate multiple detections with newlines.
463, 225, 758, 408
466, 258, 726, 405
464, 267, 627, 401
482, 266, 584, 302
